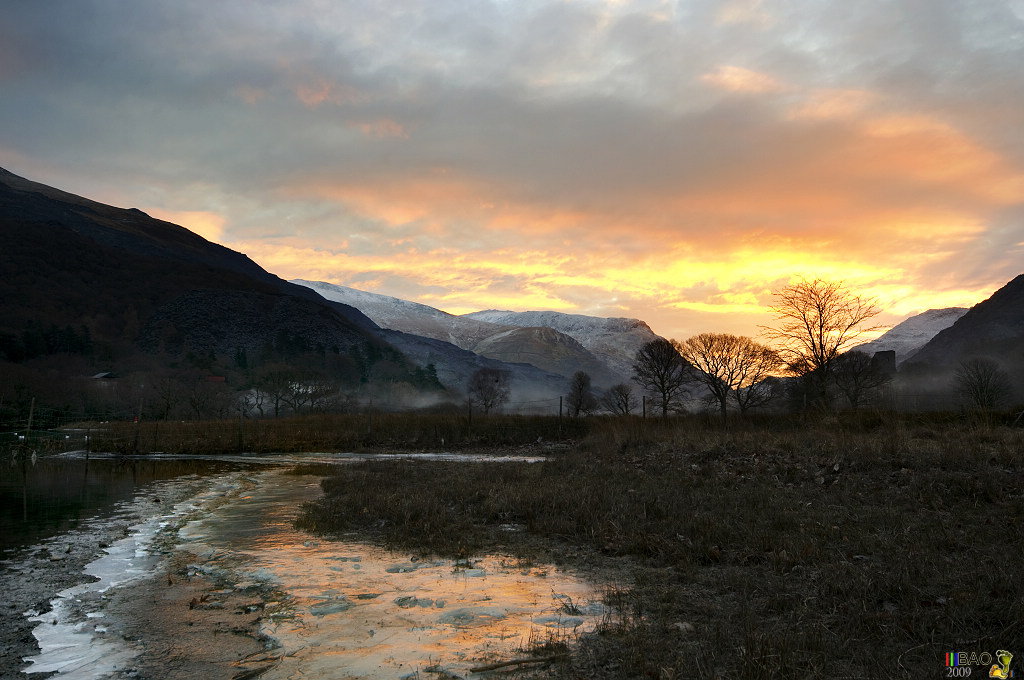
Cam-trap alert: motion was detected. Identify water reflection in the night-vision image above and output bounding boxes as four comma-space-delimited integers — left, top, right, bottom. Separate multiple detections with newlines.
0, 454, 256, 552
182, 471, 605, 679
0, 451, 542, 553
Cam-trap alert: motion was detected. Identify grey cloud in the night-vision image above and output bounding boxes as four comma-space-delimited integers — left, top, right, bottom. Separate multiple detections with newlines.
2, 0, 1023, 322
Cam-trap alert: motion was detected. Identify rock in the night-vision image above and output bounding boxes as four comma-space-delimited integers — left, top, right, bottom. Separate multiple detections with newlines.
533, 615, 584, 628
672, 621, 696, 635
437, 607, 506, 626
310, 597, 352, 616
353, 593, 380, 600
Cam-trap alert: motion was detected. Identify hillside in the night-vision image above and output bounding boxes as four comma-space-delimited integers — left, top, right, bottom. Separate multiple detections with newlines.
293, 280, 630, 387
0, 167, 447, 421
0, 167, 380, 359
853, 307, 967, 365
903, 274, 1024, 372
464, 309, 661, 380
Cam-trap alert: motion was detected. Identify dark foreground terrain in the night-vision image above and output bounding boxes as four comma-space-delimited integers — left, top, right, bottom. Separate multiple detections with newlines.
293, 415, 1023, 679
6, 413, 1022, 679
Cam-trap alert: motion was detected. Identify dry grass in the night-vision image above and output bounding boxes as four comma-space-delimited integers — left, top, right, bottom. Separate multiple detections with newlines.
294, 414, 1024, 679
77, 412, 588, 454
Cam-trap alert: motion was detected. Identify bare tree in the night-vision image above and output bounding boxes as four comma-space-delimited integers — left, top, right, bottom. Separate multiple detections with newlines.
565, 371, 596, 417
833, 350, 892, 409
632, 339, 690, 417
255, 365, 295, 417
282, 371, 337, 414
676, 333, 782, 422
467, 367, 510, 415
735, 375, 783, 415
601, 383, 637, 415
762, 277, 881, 409
954, 358, 1013, 411
152, 375, 184, 420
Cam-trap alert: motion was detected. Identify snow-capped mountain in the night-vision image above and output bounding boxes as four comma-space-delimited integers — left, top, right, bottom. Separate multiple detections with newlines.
852, 307, 968, 365
293, 280, 501, 348
291, 280, 646, 386
903, 274, 1024, 369
464, 309, 661, 381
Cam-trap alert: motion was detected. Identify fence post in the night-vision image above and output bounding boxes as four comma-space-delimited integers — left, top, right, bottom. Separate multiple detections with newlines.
26, 397, 35, 445
133, 398, 143, 453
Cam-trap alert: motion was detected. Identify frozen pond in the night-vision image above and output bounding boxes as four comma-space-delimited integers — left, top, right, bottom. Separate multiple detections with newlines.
7, 455, 606, 679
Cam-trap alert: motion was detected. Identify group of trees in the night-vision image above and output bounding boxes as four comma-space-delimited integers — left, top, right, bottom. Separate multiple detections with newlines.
616, 277, 891, 420
12, 276, 1008, 426
625, 277, 1019, 418
461, 277, 896, 420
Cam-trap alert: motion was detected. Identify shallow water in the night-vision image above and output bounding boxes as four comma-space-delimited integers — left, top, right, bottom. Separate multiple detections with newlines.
0, 453, 255, 552
19, 471, 257, 677
1, 450, 541, 552
12, 455, 604, 679
181, 470, 606, 679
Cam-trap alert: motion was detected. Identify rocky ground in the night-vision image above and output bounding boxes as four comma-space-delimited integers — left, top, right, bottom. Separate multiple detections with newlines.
0, 473, 262, 680
1, 535, 116, 680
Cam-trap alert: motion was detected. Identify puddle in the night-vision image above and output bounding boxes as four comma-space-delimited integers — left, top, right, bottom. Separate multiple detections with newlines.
181, 470, 606, 679
17, 464, 606, 679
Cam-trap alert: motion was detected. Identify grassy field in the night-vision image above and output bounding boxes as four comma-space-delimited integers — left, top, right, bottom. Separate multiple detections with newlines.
31, 411, 1024, 678
288, 413, 1023, 679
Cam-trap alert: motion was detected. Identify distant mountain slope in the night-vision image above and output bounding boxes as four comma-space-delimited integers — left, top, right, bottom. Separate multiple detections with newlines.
903, 274, 1024, 371
293, 280, 625, 386
464, 309, 662, 380
380, 329, 568, 412
471, 326, 617, 386
294, 279, 502, 348
853, 307, 967, 365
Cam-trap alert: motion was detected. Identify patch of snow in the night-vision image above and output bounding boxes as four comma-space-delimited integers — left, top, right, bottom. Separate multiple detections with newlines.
853, 307, 968, 365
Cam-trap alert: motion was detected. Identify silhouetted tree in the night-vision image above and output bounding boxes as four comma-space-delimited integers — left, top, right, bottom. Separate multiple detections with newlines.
676, 333, 782, 422
601, 383, 637, 415
467, 367, 510, 415
255, 365, 296, 417
762, 277, 880, 409
954, 358, 1013, 411
833, 350, 892, 409
632, 338, 690, 417
565, 371, 596, 417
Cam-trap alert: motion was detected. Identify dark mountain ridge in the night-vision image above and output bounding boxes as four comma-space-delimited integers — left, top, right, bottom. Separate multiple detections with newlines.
897, 274, 1024, 408
0, 167, 572, 419
0, 166, 378, 360
903, 274, 1024, 369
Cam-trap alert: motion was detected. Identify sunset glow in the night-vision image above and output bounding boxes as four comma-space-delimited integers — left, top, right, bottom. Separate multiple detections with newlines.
2, 1, 1022, 340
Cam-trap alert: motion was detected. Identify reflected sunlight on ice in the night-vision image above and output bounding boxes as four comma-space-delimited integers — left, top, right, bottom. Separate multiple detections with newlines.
179, 470, 607, 679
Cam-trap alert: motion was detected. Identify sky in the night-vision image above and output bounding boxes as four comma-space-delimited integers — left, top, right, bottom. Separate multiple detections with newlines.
2, 0, 1024, 341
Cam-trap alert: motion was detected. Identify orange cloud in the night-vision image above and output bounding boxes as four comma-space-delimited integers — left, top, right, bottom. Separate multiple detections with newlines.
701, 65, 788, 93
217, 96, 1022, 340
